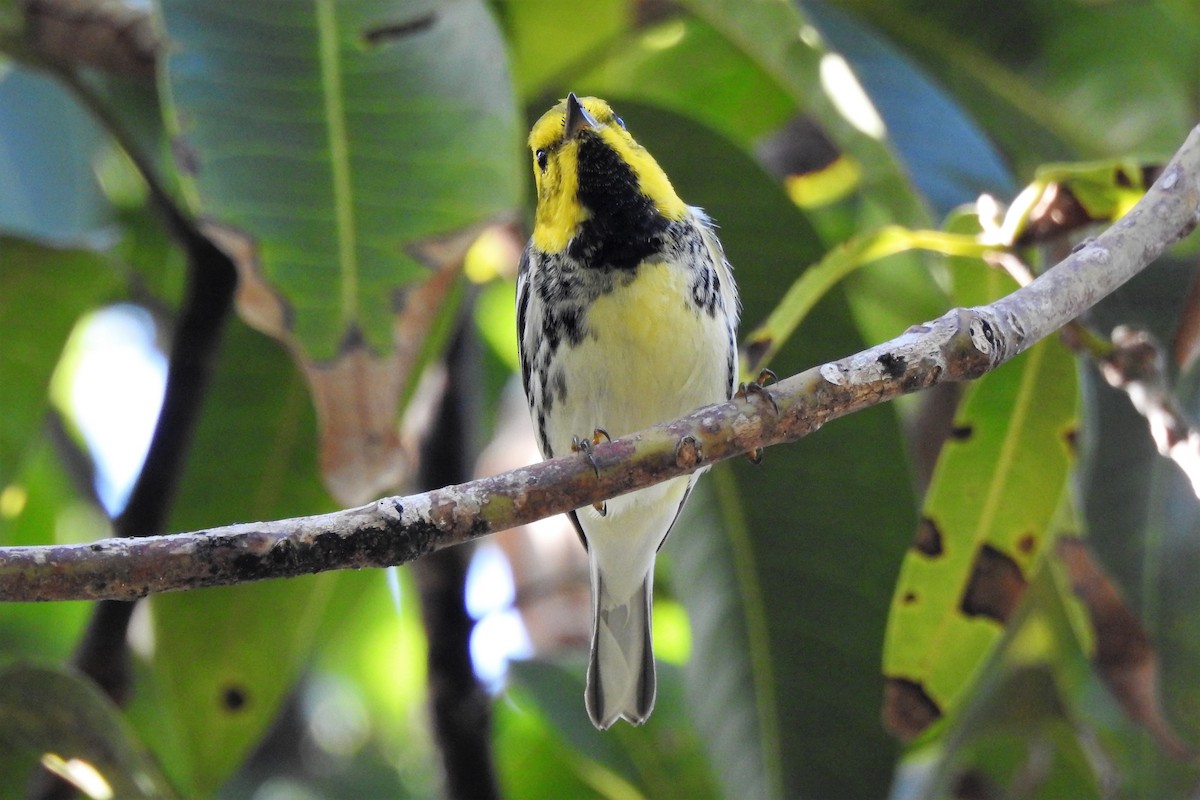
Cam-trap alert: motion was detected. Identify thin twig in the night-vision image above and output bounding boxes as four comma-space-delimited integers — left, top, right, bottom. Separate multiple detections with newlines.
2, 124, 1200, 604
1100, 326, 1200, 498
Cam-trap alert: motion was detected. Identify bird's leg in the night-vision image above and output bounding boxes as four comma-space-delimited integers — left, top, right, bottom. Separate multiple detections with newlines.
572, 428, 612, 515
735, 369, 778, 463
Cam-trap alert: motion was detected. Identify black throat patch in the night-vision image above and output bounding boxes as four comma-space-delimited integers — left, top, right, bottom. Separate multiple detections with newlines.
571, 135, 671, 271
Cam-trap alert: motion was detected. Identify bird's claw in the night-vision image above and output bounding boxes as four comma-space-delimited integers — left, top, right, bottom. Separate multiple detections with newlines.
735, 370, 777, 463
572, 428, 611, 514
736, 369, 779, 414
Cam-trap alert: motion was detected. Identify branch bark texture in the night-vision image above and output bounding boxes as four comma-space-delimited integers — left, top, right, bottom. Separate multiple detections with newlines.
4, 125, 1200, 604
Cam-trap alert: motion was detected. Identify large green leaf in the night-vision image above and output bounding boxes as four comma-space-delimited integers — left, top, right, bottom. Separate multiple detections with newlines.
157, 0, 521, 501
158, 0, 519, 361
883, 333, 1077, 736
618, 102, 916, 799
506, 660, 717, 799
1039, 4, 1198, 156
902, 567, 1108, 800
496, 676, 638, 800
495, 0, 629, 100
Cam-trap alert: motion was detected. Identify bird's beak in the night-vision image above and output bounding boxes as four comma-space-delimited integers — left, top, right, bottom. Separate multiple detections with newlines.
565, 92, 598, 138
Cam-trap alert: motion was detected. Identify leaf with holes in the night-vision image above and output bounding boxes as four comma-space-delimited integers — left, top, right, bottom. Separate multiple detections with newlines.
157, 0, 521, 503
882, 335, 1078, 740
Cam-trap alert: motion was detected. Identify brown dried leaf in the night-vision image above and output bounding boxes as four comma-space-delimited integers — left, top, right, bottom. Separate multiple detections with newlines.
23, 0, 160, 78
1055, 537, 1193, 759
1171, 255, 1200, 371
203, 221, 468, 505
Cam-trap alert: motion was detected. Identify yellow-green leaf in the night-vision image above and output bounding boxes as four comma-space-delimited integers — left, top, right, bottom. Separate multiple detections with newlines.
883, 335, 1078, 739
742, 225, 987, 377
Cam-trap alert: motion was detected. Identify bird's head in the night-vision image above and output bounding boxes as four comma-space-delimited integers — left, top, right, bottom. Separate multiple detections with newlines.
527, 93, 688, 254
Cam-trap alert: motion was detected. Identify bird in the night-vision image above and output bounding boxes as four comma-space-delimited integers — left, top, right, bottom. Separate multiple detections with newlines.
516, 93, 740, 729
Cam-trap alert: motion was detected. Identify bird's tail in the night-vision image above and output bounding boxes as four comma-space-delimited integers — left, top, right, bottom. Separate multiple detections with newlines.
585, 562, 656, 729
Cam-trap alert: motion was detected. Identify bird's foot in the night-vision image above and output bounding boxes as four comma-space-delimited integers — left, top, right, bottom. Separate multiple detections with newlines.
572, 428, 612, 515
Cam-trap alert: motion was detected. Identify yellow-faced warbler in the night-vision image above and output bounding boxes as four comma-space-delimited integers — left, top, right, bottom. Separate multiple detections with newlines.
517, 94, 740, 728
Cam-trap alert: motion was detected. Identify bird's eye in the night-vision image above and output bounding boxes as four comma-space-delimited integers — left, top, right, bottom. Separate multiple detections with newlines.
613, 115, 626, 130
536, 149, 549, 172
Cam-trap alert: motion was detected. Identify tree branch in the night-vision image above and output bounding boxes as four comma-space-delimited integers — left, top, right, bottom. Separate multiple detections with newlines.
3, 123, 1200, 604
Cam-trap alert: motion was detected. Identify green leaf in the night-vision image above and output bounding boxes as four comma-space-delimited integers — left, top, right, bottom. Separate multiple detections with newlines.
883, 335, 1078, 737
159, 0, 520, 362
0, 662, 177, 799
1039, 4, 1198, 155
157, 0, 522, 501
743, 226, 987, 376
620, 101, 915, 799
679, 0, 928, 225
496, 678, 636, 800
577, 16, 794, 148
905, 565, 1116, 800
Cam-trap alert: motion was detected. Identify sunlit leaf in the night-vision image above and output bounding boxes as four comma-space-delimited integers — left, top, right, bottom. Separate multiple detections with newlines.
802, 0, 1015, 217
679, 0, 927, 225
506, 660, 716, 799
496, 679, 635, 800
496, 0, 629, 100
578, 15, 794, 147
0, 237, 118, 487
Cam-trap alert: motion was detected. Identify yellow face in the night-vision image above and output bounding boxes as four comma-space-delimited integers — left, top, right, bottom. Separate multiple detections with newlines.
527, 95, 688, 253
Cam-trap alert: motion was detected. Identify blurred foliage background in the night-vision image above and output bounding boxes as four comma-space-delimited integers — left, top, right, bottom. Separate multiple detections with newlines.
1, 0, 1199, 798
